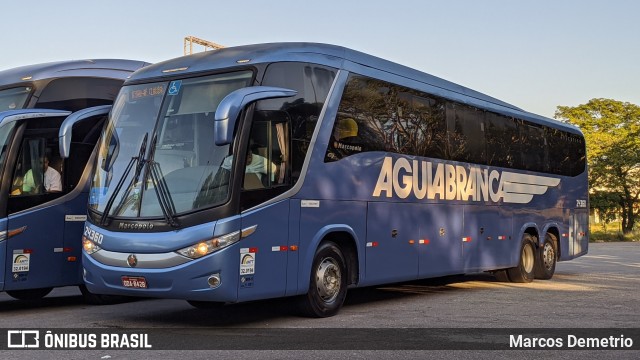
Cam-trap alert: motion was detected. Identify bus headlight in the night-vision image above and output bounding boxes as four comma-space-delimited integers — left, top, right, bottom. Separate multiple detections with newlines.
176, 230, 240, 259
82, 236, 101, 255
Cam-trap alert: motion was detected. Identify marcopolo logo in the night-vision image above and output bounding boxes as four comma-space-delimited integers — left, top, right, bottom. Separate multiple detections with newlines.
373, 157, 561, 204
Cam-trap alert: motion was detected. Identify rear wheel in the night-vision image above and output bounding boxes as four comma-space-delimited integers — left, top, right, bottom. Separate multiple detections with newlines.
298, 241, 348, 318
534, 233, 558, 280
6, 287, 53, 301
506, 235, 536, 283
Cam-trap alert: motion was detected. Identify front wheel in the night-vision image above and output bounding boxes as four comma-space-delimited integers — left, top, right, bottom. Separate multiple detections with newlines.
506, 235, 536, 283
534, 233, 558, 280
298, 242, 348, 318
6, 287, 53, 301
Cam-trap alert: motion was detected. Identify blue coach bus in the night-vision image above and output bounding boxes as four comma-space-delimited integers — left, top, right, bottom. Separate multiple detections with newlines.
81, 43, 588, 317
0, 59, 148, 301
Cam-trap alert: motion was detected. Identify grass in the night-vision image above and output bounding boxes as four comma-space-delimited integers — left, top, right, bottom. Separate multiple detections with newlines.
590, 221, 640, 242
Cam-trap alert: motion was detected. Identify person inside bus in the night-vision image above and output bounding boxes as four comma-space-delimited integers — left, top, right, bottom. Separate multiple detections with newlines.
326, 117, 365, 161
21, 155, 62, 194
221, 148, 277, 187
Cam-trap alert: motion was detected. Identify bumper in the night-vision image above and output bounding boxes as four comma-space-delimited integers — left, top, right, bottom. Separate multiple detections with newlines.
82, 247, 239, 302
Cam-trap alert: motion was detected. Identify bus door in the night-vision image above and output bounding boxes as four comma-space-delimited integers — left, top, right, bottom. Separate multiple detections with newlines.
366, 202, 419, 284
462, 206, 511, 271
58, 106, 111, 285
3, 110, 71, 290
570, 210, 588, 257
237, 117, 291, 301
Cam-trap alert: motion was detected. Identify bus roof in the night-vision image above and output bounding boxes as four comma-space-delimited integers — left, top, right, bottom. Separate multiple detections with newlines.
0, 59, 150, 88
129, 42, 577, 134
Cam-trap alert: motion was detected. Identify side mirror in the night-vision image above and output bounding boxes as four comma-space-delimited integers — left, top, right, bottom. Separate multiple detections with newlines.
214, 86, 297, 145
58, 105, 112, 158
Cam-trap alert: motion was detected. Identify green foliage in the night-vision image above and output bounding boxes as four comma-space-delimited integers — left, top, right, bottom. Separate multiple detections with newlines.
590, 191, 620, 232
590, 220, 639, 242
556, 99, 640, 234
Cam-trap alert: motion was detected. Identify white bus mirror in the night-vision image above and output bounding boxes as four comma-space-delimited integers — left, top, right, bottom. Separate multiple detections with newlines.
214, 86, 297, 145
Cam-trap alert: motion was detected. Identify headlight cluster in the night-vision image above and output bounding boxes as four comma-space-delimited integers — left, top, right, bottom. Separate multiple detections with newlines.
176, 231, 240, 259
82, 236, 101, 255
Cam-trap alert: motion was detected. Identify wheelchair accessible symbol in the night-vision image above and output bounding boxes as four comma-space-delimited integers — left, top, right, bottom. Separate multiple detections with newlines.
168, 80, 182, 95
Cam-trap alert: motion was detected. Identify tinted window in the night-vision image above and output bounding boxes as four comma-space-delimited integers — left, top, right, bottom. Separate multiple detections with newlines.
446, 103, 486, 164
36, 77, 123, 111
486, 112, 518, 168
259, 62, 337, 183
519, 122, 547, 172
326, 74, 585, 177
326, 75, 447, 161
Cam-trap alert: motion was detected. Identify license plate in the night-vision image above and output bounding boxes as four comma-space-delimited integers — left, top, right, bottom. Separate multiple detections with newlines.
121, 276, 147, 289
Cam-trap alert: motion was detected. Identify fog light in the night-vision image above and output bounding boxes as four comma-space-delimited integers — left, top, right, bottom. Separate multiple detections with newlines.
208, 274, 221, 288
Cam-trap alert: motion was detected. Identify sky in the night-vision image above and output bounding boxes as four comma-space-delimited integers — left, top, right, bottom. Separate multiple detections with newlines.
1, 0, 638, 118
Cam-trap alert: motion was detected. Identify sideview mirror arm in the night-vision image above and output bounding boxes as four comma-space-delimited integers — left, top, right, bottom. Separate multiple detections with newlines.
214, 86, 297, 145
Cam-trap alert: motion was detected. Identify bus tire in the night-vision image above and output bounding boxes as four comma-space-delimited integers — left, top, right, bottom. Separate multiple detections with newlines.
298, 241, 348, 318
6, 287, 53, 301
534, 233, 558, 280
506, 235, 536, 283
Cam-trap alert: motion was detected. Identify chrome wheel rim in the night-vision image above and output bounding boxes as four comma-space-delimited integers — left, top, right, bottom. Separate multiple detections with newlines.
315, 257, 341, 302
543, 242, 555, 271
522, 244, 535, 273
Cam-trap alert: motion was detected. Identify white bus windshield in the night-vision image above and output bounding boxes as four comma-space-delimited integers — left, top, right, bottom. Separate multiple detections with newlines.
90, 71, 253, 220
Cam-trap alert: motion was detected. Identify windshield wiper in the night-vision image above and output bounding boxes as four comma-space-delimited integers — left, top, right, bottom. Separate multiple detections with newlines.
99, 133, 148, 226
143, 133, 179, 227
148, 160, 179, 228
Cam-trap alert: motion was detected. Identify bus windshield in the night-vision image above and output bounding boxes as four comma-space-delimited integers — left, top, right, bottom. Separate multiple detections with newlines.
0, 87, 31, 111
90, 71, 253, 220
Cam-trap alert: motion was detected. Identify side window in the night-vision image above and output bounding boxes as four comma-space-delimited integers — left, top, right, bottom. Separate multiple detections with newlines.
239, 113, 290, 211
547, 130, 585, 177
11, 137, 63, 197
8, 117, 66, 213
326, 74, 447, 162
447, 103, 486, 165
519, 122, 547, 172
486, 112, 518, 168
259, 62, 337, 183
36, 78, 123, 112
240, 62, 337, 210
242, 114, 289, 191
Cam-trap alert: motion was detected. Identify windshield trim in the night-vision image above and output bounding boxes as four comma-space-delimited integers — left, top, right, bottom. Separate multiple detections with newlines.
90, 69, 256, 225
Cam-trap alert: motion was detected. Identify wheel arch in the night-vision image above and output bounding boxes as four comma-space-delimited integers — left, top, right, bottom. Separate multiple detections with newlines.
518, 223, 540, 246
541, 223, 561, 259
298, 224, 361, 294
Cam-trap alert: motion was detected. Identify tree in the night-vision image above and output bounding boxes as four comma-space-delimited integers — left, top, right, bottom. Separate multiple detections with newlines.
555, 98, 640, 234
